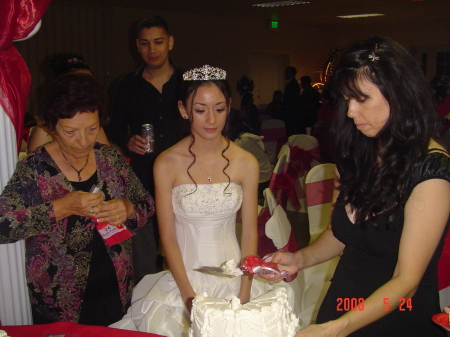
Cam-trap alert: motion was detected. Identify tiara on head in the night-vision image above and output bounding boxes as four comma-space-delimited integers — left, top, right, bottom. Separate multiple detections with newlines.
183, 65, 226, 81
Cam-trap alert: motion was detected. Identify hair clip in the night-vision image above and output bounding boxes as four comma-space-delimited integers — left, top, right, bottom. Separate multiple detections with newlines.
67, 58, 84, 63
183, 65, 226, 81
368, 52, 379, 62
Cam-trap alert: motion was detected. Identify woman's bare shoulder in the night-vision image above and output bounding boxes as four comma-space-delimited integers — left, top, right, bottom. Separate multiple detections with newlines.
227, 141, 259, 176
155, 138, 191, 168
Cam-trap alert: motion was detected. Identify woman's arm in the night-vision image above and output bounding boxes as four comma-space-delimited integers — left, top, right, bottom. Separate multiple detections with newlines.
297, 178, 450, 337
0, 159, 99, 242
154, 153, 196, 311
238, 152, 259, 304
27, 125, 52, 153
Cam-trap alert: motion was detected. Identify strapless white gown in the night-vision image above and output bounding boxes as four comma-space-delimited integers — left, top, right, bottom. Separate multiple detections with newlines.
110, 183, 296, 337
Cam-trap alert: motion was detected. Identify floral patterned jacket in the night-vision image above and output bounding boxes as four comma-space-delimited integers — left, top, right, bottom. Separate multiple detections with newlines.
0, 143, 155, 322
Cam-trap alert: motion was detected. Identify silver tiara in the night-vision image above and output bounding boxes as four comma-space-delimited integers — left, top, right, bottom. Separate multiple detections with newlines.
183, 65, 226, 81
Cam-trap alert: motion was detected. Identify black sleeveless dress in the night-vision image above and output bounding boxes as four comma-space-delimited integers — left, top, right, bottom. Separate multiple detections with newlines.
316, 152, 450, 337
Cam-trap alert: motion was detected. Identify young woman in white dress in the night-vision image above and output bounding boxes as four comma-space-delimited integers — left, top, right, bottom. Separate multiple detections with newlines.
110, 65, 295, 337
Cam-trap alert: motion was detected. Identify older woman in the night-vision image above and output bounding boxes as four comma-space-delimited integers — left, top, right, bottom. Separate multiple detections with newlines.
27, 52, 110, 153
0, 73, 154, 326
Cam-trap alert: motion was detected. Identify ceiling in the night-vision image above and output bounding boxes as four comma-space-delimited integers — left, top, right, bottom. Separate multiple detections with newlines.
62, 0, 450, 26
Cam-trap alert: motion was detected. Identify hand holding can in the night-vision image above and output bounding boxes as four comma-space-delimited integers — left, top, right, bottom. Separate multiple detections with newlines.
142, 124, 155, 153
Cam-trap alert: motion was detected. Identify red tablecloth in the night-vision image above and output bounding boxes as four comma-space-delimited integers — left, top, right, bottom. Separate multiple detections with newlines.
0, 322, 165, 337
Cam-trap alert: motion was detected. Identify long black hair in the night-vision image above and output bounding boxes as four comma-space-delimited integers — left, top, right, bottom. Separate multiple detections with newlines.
331, 36, 443, 229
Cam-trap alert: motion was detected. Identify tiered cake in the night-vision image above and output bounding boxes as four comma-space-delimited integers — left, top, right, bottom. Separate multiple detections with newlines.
189, 287, 299, 337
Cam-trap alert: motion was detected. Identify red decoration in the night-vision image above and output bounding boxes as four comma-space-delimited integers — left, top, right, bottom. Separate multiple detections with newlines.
0, 0, 51, 152
240, 255, 279, 274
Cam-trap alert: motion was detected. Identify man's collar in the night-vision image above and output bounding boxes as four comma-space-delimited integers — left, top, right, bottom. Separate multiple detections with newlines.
133, 58, 176, 78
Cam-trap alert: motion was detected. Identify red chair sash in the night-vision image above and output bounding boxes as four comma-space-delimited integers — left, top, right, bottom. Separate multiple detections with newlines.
269, 172, 300, 211
306, 178, 334, 207
438, 226, 450, 290
288, 145, 321, 179
261, 127, 286, 142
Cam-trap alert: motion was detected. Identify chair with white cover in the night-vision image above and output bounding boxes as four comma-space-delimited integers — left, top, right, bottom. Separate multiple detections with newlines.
257, 188, 301, 316
283, 134, 322, 213
257, 188, 298, 274
305, 163, 335, 243
260, 119, 287, 165
268, 146, 291, 209
297, 163, 340, 327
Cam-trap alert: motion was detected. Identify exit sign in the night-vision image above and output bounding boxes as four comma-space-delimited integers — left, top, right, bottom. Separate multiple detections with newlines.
270, 21, 279, 29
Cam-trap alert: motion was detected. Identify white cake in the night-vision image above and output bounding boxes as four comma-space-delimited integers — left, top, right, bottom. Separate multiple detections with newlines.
189, 287, 299, 337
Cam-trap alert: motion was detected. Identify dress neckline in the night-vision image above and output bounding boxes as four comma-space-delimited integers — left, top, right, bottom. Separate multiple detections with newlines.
172, 181, 241, 191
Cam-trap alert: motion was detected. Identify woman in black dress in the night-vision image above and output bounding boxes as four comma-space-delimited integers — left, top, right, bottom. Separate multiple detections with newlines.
260, 36, 450, 336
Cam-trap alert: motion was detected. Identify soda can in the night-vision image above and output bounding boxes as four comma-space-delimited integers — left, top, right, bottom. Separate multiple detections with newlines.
141, 124, 155, 153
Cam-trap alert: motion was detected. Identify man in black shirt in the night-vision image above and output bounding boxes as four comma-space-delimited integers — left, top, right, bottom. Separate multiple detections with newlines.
107, 16, 187, 281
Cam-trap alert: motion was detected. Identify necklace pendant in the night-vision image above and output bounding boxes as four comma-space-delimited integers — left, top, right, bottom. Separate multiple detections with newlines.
207, 176, 212, 182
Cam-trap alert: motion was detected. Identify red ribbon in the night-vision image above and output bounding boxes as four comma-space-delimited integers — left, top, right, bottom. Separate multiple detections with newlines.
305, 178, 334, 207
438, 227, 450, 290
269, 172, 297, 210
0, 0, 50, 151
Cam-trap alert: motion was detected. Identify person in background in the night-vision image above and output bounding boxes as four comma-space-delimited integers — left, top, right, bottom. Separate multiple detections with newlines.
239, 92, 260, 135
107, 16, 188, 280
430, 75, 450, 148
0, 73, 154, 325
283, 66, 301, 136
266, 89, 285, 121
228, 109, 271, 200
261, 36, 450, 336
110, 65, 295, 336
27, 52, 110, 152
299, 75, 321, 135
313, 86, 336, 163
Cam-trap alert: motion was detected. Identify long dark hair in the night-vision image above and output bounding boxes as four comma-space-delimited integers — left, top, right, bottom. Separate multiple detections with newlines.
178, 79, 233, 192
331, 36, 443, 229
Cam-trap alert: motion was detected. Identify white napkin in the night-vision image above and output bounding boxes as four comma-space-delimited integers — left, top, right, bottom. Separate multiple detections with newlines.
265, 205, 292, 249
263, 188, 277, 213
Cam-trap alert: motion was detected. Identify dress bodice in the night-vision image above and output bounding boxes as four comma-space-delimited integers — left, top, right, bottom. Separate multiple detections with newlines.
172, 182, 243, 271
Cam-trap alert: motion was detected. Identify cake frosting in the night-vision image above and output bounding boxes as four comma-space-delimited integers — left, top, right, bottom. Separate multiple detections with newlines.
189, 286, 299, 337
220, 259, 244, 276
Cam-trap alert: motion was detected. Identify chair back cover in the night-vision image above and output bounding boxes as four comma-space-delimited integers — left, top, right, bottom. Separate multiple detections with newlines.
260, 119, 287, 164
305, 163, 335, 243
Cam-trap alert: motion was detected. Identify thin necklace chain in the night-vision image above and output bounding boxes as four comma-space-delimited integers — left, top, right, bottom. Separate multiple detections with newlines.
61, 150, 90, 182
206, 155, 218, 182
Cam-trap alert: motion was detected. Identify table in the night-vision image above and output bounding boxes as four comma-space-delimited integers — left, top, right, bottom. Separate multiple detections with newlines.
0, 322, 165, 337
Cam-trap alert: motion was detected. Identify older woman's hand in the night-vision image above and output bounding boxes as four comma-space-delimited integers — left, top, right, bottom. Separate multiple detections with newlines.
53, 191, 104, 221
256, 251, 301, 283
93, 198, 135, 226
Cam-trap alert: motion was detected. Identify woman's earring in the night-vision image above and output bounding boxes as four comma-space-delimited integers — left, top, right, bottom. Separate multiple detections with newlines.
183, 115, 188, 119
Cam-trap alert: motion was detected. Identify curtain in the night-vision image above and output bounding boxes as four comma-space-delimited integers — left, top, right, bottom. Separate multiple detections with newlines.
0, 0, 51, 325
